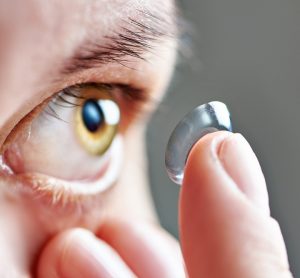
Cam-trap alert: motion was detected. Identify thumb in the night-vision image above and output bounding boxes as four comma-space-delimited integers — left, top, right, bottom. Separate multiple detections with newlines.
179, 131, 292, 278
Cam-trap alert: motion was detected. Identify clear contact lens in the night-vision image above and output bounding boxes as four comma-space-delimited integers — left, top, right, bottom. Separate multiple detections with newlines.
165, 101, 232, 185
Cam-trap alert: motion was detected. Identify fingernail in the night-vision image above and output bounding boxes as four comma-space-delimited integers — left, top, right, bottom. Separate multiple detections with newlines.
217, 133, 269, 211
58, 229, 134, 278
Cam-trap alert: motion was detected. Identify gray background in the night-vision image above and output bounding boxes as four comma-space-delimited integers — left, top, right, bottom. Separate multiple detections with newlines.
146, 0, 300, 276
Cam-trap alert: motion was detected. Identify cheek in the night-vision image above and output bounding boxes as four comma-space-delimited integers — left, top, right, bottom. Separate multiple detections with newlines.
0, 177, 108, 267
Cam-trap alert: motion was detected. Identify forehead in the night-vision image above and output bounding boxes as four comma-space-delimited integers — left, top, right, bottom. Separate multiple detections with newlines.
0, 0, 175, 79
0, 0, 174, 41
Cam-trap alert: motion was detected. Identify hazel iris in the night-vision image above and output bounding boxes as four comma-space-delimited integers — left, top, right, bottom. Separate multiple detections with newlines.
75, 92, 120, 156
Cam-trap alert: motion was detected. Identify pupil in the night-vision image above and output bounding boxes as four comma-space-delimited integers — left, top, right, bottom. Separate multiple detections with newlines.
82, 100, 104, 132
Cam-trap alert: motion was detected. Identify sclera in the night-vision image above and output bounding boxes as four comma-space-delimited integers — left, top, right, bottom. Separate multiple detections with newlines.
165, 101, 232, 185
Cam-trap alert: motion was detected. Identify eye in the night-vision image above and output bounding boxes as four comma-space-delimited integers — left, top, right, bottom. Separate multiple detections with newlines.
1, 85, 122, 184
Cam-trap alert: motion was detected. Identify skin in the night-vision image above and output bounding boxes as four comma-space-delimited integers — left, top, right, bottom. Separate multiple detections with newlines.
0, 0, 293, 277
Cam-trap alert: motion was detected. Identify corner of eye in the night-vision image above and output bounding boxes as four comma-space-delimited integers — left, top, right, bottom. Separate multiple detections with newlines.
0, 121, 15, 150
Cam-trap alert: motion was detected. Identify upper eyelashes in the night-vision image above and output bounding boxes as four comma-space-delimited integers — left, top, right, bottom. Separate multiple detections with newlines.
45, 83, 152, 123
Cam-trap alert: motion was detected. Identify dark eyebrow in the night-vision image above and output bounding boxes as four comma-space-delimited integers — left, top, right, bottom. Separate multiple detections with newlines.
62, 9, 178, 75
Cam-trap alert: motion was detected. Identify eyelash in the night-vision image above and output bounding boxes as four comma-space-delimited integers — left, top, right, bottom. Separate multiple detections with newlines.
44, 86, 87, 122
44, 82, 154, 123
45, 83, 150, 117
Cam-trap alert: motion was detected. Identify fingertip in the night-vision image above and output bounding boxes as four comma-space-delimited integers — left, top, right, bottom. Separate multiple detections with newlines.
182, 131, 269, 213
181, 131, 236, 219
218, 133, 269, 212
182, 131, 233, 187
99, 219, 185, 278
179, 131, 291, 278
37, 228, 135, 278
37, 228, 81, 278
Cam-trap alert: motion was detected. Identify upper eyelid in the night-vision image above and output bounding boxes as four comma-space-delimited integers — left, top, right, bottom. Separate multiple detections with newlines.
54, 82, 151, 106
43, 82, 154, 123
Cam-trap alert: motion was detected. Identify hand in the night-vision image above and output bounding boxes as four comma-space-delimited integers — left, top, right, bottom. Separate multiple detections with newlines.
37, 220, 185, 278
36, 131, 293, 278
180, 131, 292, 277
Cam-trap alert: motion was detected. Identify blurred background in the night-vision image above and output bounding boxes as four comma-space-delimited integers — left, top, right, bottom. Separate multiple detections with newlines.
146, 0, 300, 276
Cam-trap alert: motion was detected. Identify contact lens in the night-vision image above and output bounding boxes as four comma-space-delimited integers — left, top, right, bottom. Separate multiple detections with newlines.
165, 101, 232, 185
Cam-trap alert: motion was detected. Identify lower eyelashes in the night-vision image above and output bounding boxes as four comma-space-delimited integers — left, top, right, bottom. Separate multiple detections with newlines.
18, 135, 124, 205
0, 84, 124, 203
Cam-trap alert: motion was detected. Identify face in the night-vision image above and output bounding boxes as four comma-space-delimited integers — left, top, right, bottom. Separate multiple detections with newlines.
0, 0, 177, 272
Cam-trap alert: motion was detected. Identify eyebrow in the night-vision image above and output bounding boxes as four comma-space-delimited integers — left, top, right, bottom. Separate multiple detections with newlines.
62, 9, 178, 75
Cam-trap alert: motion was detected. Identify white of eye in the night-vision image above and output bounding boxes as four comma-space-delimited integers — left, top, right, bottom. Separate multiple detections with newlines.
98, 100, 120, 125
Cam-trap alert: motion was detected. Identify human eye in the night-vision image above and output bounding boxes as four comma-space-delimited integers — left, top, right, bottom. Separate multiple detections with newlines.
0, 83, 147, 204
